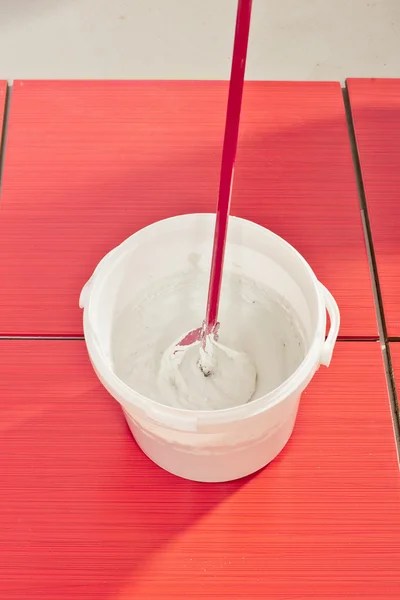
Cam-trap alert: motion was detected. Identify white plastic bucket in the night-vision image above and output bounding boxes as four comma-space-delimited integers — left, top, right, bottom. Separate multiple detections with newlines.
80, 214, 340, 482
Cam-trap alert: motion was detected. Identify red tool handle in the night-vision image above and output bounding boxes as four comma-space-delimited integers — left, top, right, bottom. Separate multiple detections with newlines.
203, 0, 253, 337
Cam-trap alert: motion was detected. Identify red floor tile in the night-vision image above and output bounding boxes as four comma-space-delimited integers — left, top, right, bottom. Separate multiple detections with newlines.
0, 81, 376, 337
390, 343, 400, 391
389, 344, 400, 443
0, 341, 399, 599
347, 78, 400, 337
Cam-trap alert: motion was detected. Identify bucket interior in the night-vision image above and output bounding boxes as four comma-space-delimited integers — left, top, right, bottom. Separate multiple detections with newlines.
89, 216, 321, 405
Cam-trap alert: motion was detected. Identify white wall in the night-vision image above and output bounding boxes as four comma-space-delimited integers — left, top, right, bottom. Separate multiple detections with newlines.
0, 0, 398, 81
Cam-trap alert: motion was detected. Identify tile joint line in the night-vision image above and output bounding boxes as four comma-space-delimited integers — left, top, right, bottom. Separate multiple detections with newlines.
0, 82, 13, 194
342, 84, 400, 454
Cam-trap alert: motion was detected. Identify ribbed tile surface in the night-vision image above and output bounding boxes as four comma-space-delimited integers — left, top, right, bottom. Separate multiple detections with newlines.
0, 341, 399, 599
390, 342, 400, 397
347, 78, 400, 337
0, 81, 376, 337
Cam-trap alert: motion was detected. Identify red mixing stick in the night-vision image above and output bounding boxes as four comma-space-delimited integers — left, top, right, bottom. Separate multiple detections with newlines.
203, 0, 253, 338
177, 0, 252, 350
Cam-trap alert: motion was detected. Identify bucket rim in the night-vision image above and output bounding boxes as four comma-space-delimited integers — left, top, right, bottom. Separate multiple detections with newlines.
82, 214, 327, 430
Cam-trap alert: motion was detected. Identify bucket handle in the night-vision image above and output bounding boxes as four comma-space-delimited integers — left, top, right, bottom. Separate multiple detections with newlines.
319, 282, 340, 367
79, 244, 123, 309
